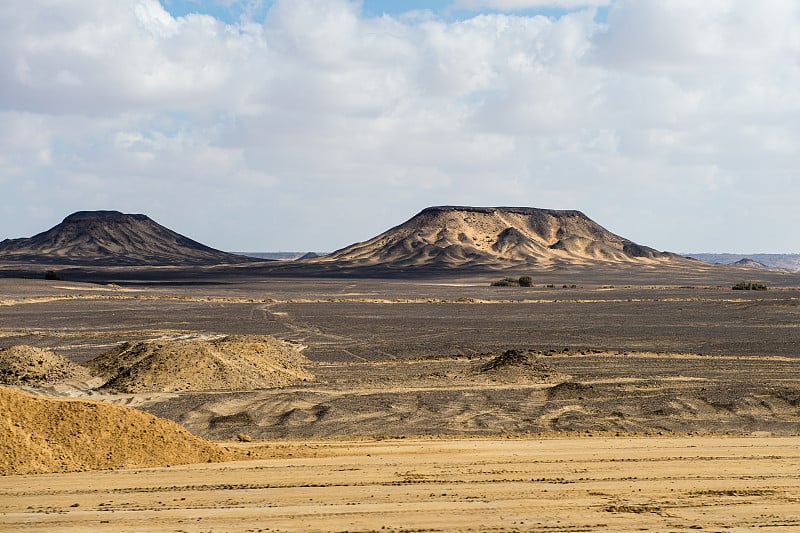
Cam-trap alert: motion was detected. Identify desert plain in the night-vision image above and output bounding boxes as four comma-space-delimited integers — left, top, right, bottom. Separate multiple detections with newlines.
2, 267, 800, 532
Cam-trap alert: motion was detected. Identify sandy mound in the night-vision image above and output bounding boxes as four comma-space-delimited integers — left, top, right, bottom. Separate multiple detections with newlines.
547, 381, 598, 401
87, 335, 313, 393
473, 349, 565, 382
0, 345, 92, 386
0, 387, 231, 475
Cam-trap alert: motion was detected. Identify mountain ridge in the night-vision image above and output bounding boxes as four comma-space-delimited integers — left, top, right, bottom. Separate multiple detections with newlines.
686, 253, 800, 272
0, 206, 698, 273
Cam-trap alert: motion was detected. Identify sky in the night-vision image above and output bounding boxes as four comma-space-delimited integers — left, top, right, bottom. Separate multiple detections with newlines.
1, 1, 799, 254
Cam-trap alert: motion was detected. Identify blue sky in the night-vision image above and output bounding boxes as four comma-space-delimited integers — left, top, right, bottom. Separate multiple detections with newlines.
160, 1, 609, 23
1, 1, 798, 253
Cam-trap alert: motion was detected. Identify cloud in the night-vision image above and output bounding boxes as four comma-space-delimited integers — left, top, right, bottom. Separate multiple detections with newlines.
452, 0, 611, 10
0, 0, 275, 116
1, 0, 799, 252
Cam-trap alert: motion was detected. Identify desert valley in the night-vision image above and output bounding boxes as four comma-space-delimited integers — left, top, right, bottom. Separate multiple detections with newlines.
2, 207, 800, 532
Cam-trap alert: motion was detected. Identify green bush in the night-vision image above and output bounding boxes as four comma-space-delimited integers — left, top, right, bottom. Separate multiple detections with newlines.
732, 281, 767, 291
518, 276, 533, 287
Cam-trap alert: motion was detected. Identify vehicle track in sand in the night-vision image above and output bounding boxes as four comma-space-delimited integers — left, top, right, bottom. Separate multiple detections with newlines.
2, 436, 799, 532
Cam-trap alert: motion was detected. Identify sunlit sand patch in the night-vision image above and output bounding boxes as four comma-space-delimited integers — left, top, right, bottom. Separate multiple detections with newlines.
1, 435, 798, 532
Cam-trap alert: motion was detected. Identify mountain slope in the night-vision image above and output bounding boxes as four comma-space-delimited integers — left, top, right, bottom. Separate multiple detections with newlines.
0, 211, 252, 266
309, 206, 687, 270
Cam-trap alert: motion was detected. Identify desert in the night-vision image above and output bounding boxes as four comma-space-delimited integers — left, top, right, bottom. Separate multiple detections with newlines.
2, 208, 800, 532
3, 435, 800, 532
6, 2, 800, 530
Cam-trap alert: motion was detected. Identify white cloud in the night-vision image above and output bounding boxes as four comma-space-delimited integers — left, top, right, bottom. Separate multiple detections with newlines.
1, 0, 799, 252
0, 0, 268, 115
453, 0, 611, 10
0, 113, 53, 178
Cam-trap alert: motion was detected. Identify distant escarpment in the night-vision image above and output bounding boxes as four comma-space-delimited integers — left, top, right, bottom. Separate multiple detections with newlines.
306, 206, 690, 271
0, 211, 253, 266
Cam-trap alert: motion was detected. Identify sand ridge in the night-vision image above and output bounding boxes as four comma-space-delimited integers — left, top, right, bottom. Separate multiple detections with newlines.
0, 387, 232, 475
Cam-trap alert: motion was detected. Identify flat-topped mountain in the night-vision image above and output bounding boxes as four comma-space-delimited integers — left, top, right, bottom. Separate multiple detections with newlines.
309, 206, 689, 270
0, 210, 252, 266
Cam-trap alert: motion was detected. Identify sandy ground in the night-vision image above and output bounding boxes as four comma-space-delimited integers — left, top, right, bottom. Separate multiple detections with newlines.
3, 277, 800, 531
4, 278, 800, 364
1, 436, 799, 532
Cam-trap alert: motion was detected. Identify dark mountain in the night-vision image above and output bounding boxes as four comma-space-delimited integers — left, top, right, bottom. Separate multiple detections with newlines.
297, 252, 321, 260
731, 258, 770, 269
0, 211, 253, 266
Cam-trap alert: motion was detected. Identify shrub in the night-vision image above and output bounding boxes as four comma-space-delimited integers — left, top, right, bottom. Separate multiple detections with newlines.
44, 270, 64, 281
732, 281, 767, 291
491, 276, 535, 287
491, 277, 520, 287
